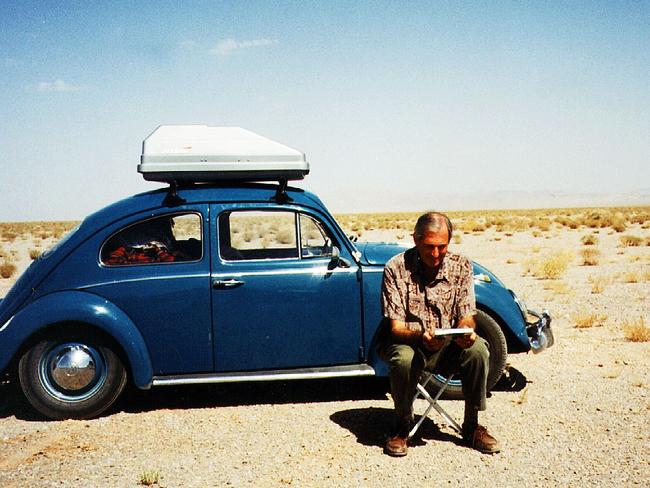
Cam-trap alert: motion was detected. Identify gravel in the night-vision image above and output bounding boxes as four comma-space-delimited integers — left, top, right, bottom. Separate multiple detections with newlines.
1, 226, 648, 487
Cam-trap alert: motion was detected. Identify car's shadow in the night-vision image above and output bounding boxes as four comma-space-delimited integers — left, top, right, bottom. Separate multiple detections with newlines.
0, 366, 528, 425
0, 376, 390, 421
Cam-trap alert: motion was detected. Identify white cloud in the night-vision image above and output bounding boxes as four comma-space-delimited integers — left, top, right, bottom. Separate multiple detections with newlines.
35, 79, 85, 93
210, 38, 276, 56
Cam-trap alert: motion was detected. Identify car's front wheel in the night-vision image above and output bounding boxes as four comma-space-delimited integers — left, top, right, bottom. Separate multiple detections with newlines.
18, 333, 127, 420
426, 309, 508, 400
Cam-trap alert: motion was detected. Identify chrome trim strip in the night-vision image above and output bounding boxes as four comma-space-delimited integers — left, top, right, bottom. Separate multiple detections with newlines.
212, 267, 357, 278
362, 267, 385, 273
79, 273, 211, 289
152, 364, 376, 386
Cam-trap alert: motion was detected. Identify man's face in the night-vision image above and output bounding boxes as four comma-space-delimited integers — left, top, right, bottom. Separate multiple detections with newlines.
413, 227, 449, 270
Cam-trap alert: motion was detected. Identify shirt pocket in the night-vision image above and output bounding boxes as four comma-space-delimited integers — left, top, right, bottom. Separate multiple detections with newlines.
406, 288, 425, 323
428, 282, 455, 328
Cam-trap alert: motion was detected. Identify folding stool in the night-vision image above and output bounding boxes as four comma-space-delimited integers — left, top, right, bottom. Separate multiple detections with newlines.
408, 370, 462, 439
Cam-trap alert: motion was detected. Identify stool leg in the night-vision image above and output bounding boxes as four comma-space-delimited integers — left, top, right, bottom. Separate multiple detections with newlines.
408, 374, 462, 438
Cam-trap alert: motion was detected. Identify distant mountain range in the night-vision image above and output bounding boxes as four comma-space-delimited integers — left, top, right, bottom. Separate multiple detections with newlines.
323, 188, 650, 213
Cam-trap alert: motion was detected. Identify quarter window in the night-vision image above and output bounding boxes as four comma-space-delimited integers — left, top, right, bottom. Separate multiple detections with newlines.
101, 213, 202, 266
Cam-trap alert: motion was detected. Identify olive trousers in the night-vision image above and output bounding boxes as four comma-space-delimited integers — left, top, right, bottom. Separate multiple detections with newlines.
380, 337, 490, 426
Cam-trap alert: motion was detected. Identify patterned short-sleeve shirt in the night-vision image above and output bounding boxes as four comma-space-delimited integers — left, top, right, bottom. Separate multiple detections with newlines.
381, 247, 476, 334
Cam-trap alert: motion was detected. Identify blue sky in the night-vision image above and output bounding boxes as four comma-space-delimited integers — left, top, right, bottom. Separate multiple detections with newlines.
1, 1, 648, 221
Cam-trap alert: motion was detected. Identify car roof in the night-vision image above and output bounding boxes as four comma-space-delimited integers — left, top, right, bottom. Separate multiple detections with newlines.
84, 182, 327, 231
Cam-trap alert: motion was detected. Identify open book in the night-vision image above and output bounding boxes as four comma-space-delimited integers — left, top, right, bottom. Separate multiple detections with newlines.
434, 327, 474, 337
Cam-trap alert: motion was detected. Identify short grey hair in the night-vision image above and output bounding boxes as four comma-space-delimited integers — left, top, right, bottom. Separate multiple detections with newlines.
414, 212, 453, 240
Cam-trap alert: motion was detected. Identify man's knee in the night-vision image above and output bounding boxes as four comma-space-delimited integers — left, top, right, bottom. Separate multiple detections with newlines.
462, 337, 490, 366
383, 344, 416, 373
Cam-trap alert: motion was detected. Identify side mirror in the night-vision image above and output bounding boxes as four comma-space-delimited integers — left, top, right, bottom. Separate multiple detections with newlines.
329, 246, 351, 269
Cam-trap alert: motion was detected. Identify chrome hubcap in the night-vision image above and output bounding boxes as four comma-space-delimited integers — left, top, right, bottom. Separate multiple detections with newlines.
39, 343, 107, 402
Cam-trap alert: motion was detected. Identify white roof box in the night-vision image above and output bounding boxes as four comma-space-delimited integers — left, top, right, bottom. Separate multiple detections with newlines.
138, 125, 309, 183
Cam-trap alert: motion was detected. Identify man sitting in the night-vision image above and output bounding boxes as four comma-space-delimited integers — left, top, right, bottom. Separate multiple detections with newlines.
379, 212, 500, 456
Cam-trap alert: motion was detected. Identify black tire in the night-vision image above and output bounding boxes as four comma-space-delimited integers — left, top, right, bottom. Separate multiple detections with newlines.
426, 309, 508, 400
18, 333, 127, 420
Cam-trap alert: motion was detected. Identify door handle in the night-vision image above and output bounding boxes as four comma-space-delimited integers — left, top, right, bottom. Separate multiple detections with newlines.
212, 279, 245, 289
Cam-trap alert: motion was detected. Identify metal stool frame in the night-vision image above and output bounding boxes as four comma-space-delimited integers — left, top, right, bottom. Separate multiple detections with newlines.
408, 371, 462, 439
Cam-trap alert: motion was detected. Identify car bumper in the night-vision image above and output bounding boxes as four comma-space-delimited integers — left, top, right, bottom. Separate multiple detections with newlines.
526, 309, 554, 353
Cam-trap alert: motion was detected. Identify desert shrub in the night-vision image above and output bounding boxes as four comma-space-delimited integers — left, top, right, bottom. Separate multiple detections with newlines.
462, 220, 486, 232
276, 228, 294, 245
572, 311, 607, 328
29, 248, 41, 260
588, 275, 608, 294
580, 234, 599, 245
0, 260, 17, 279
619, 235, 643, 247
139, 469, 160, 486
2, 231, 17, 242
622, 272, 639, 283
542, 280, 571, 294
527, 251, 573, 279
580, 248, 600, 266
622, 317, 650, 342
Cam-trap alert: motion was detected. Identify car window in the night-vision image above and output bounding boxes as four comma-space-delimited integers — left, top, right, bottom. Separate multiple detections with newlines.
219, 210, 339, 261
101, 213, 202, 266
300, 213, 334, 258
219, 210, 299, 261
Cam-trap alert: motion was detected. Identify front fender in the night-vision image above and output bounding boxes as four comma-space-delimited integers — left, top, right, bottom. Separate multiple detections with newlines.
0, 290, 153, 388
474, 281, 530, 352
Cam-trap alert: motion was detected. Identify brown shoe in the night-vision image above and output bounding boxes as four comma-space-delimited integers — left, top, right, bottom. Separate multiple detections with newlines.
463, 425, 500, 454
385, 434, 408, 457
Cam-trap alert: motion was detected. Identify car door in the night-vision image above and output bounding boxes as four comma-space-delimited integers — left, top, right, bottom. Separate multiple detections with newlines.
210, 204, 362, 372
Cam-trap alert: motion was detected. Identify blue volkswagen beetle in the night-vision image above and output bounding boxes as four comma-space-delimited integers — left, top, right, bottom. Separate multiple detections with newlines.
0, 126, 553, 419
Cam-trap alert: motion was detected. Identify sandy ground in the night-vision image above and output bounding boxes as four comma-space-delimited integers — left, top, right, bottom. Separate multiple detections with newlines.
1, 223, 649, 487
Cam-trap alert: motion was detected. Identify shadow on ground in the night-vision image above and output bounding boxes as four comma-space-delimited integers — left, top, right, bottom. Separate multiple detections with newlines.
0, 376, 390, 421
330, 407, 462, 449
0, 366, 527, 422
330, 365, 528, 449
491, 365, 529, 393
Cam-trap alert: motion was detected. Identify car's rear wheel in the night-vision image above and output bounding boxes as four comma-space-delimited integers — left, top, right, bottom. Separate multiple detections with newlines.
18, 333, 127, 420
426, 309, 508, 400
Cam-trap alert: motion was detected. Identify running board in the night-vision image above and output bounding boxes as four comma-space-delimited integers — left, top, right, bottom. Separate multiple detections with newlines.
152, 364, 376, 387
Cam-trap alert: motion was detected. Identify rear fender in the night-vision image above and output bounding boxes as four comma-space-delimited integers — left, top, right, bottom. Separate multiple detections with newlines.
0, 290, 153, 388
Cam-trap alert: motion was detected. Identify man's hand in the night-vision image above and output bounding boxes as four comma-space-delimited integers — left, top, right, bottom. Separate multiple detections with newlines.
422, 330, 447, 352
454, 330, 477, 349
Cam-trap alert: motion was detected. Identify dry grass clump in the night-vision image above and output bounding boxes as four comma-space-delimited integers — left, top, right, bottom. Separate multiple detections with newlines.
542, 280, 571, 294
580, 234, 599, 245
588, 275, 609, 294
525, 251, 573, 279
138, 469, 161, 486
622, 317, 650, 342
622, 272, 639, 283
0, 259, 17, 279
29, 248, 41, 260
619, 235, 643, 247
572, 311, 607, 329
580, 248, 601, 266
459, 219, 487, 233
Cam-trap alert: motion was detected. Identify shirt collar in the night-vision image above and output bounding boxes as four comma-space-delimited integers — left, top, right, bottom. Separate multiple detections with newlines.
408, 247, 451, 283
